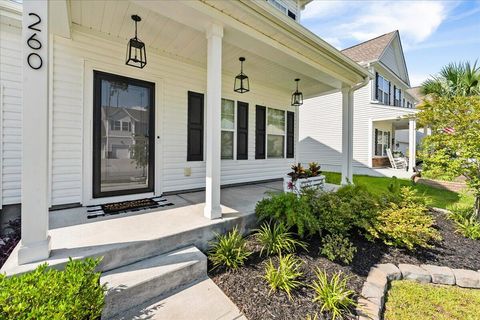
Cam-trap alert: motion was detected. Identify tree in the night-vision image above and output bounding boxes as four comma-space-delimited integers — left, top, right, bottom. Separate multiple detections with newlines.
421, 61, 480, 98
417, 96, 480, 218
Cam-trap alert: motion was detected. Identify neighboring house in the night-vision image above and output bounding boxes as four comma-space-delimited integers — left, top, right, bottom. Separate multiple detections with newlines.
0, 0, 369, 265
299, 31, 424, 175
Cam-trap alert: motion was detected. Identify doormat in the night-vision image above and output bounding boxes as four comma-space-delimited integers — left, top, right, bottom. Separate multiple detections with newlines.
86, 197, 174, 219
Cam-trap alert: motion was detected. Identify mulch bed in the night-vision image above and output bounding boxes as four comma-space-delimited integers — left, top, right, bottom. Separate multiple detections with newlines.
209, 210, 480, 320
0, 219, 21, 269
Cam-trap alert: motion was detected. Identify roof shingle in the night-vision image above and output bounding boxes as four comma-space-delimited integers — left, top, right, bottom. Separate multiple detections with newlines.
341, 31, 397, 63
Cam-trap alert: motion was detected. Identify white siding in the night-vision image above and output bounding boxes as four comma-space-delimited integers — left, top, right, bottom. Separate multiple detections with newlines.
379, 38, 408, 84
0, 18, 22, 206
299, 80, 416, 171
50, 30, 297, 205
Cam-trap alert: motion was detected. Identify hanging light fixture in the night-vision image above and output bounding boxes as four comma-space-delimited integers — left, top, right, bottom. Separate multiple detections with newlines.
234, 57, 249, 93
126, 15, 147, 69
291, 78, 303, 106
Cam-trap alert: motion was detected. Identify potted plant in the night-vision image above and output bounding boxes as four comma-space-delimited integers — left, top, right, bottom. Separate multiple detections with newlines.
283, 162, 325, 193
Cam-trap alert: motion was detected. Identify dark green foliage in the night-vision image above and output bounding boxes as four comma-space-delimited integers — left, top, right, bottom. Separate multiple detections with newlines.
320, 234, 357, 265
255, 222, 308, 256
255, 192, 320, 238
208, 226, 252, 270
0, 258, 106, 320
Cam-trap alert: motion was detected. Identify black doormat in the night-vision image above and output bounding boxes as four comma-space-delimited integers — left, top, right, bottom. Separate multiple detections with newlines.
86, 197, 174, 219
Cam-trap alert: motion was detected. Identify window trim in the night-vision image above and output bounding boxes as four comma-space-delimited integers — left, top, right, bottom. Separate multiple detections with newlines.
376, 74, 391, 105
266, 107, 287, 159
221, 98, 236, 160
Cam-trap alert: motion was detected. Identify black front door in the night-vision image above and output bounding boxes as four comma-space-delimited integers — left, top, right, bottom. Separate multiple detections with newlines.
93, 71, 155, 198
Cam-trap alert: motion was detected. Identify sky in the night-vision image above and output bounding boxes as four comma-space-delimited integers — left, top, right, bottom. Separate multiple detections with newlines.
301, 0, 480, 87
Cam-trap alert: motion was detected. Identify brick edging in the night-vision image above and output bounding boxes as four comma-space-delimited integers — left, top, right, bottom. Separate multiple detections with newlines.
356, 263, 480, 320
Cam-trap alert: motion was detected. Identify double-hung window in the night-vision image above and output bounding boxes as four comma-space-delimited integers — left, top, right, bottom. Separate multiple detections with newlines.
221, 99, 235, 160
394, 87, 401, 106
376, 74, 390, 105
267, 108, 285, 158
375, 129, 391, 156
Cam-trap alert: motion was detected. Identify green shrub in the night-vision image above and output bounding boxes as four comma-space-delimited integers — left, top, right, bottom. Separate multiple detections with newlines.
310, 269, 356, 320
0, 258, 105, 320
448, 206, 480, 240
255, 222, 308, 256
264, 254, 303, 300
256, 192, 319, 238
208, 226, 252, 270
320, 234, 357, 265
367, 188, 441, 250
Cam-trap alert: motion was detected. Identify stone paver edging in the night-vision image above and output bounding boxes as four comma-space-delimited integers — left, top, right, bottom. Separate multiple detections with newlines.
357, 263, 480, 320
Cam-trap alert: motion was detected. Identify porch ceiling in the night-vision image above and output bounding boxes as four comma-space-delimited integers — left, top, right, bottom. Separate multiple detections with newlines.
374, 118, 410, 130
68, 0, 349, 97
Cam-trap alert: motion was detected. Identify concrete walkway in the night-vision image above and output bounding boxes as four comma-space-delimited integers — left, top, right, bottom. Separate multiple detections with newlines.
119, 278, 246, 320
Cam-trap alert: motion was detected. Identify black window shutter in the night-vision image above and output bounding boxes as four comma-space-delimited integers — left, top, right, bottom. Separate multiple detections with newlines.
255, 105, 266, 159
286, 111, 295, 158
237, 101, 249, 160
375, 72, 379, 100
388, 82, 392, 105
187, 91, 204, 161
374, 128, 379, 156
393, 85, 396, 105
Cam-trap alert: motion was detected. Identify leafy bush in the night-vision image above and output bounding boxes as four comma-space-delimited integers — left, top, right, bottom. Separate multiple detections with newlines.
367, 188, 441, 250
310, 269, 356, 320
208, 227, 252, 270
0, 258, 105, 320
320, 234, 357, 265
256, 192, 319, 238
255, 222, 308, 256
448, 206, 480, 240
264, 254, 303, 300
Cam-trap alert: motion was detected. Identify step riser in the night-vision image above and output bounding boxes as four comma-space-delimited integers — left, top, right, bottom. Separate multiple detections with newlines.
102, 258, 207, 319
98, 213, 255, 272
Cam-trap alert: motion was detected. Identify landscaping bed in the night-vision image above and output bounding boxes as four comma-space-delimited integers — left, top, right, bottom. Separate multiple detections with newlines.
0, 219, 20, 269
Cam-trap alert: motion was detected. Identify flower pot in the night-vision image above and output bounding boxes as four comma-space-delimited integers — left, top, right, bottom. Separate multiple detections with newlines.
283, 174, 326, 194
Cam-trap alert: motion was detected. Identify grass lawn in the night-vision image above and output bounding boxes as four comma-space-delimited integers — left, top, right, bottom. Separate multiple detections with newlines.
322, 171, 474, 209
384, 280, 480, 320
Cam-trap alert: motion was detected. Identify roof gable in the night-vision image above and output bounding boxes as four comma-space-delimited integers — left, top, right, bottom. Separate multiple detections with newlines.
378, 33, 410, 85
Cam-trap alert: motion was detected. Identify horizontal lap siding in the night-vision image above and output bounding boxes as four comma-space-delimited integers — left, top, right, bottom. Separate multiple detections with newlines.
0, 20, 22, 205
51, 30, 295, 204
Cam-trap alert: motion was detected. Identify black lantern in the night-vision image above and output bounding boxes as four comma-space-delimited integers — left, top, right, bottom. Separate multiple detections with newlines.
291, 78, 303, 106
234, 57, 249, 93
126, 15, 147, 69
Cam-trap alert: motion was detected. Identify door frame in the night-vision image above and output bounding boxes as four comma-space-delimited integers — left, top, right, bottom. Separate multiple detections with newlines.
83, 60, 164, 205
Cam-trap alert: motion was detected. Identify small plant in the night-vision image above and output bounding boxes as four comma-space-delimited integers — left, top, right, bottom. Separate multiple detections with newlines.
0, 258, 106, 320
264, 254, 303, 300
310, 269, 356, 320
288, 163, 307, 181
208, 227, 252, 270
305, 162, 321, 177
449, 206, 480, 240
320, 234, 357, 265
255, 222, 308, 256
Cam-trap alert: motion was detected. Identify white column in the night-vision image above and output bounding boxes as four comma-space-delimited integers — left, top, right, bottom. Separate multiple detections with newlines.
408, 118, 417, 173
341, 87, 354, 185
18, 1, 51, 264
204, 24, 223, 219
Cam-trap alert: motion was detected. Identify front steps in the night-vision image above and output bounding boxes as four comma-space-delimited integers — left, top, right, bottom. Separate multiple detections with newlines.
101, 245, 207, 319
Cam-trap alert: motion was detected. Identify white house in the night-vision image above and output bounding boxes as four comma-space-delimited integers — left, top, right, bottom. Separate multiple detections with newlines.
299, 31, 423, 180
0, 0, 370, 268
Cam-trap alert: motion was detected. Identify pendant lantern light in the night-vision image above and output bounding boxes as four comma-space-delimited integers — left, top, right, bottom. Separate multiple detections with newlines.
126, 15, 147, 69
234, 57, 250, 93
291, 78, 303, 106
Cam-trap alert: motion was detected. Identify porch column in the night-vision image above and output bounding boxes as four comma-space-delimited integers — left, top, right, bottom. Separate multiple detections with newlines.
341, 87, 354, 185
18, 1, 51, 264
204, 24, 223, 219
408, 118, 417, 173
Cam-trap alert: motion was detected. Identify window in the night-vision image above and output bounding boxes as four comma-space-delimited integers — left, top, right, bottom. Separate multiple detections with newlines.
268, 0, 287, 14
122, 121, 132, 132
376, 74, 391, 105
221, 99, 235, 160
110, 120, 121, 131
374, 129, 391, 156
267, 108, 285, 158
394, 87, 401, 106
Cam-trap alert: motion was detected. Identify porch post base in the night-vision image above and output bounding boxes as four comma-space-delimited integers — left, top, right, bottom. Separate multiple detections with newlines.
204, 205, 222, 220
18, 235, 51, 265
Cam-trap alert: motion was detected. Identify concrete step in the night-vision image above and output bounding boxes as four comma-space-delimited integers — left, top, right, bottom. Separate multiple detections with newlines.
101, 245, 207, 320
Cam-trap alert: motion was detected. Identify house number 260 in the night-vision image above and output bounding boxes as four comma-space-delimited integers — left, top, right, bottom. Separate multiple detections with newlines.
26, 13, 43, 70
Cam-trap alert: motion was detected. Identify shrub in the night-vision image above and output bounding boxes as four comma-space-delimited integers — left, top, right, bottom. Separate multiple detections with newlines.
320, 234, 357, 265
264, 254, 303, 300
367, 188, 441, 250
208, 227, 252, 270
310, 269, 356, 320
448, 206, 480, 240
256, 192, 319, 238
0, 258, 105, 320
255, 222, 308, 256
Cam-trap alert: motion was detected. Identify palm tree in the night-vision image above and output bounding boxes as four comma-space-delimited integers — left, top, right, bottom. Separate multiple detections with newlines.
421, 60, 480, 98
